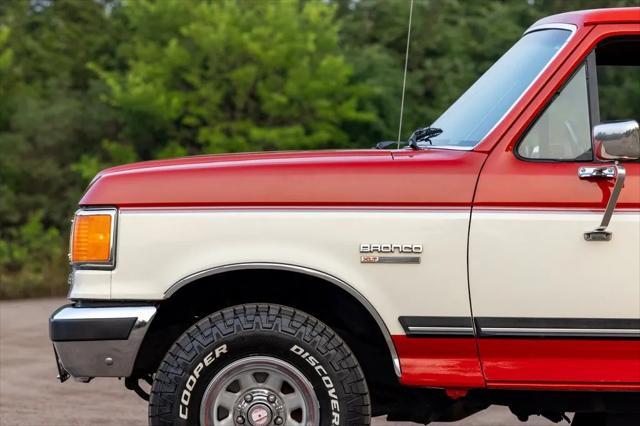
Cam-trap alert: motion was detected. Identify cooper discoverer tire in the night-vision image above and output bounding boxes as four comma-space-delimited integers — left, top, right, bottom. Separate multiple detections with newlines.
148, 304, 371, 426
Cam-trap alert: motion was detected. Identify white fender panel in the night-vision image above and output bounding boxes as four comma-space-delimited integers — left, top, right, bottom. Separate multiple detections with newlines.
109, 209, 473, 335
69, 269, 112, 299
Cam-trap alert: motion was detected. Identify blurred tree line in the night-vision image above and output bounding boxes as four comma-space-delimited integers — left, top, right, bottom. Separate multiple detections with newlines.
0, 0, 637, 298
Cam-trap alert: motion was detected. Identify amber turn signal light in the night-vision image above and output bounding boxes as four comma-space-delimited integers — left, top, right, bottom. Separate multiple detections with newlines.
71, 213, 113, 264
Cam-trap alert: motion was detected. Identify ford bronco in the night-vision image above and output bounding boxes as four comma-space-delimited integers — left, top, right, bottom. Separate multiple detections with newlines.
50, 8, 640, 426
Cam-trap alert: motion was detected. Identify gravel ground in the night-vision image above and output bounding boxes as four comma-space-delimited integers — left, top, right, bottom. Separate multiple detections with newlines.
0, 298, 557, 426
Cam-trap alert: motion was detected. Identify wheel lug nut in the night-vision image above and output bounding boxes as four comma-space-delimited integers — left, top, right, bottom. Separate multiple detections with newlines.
267, 394, 276, 403
244, 394, 253, 402
236, 415, 245, 424
274, 417, 283, 425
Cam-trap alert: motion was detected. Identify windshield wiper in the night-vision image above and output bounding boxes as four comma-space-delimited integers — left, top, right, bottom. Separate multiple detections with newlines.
407, 126, 443, 149
375, 126, 443, 150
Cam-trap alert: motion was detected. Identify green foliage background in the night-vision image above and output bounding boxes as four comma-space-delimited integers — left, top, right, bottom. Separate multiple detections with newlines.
0, 0, 637, 298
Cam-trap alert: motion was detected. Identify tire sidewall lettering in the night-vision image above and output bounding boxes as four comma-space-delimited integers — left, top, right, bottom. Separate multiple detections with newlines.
178, 344, 228, 420
178, 341, 344, 425
290, 344, 341, 425
150, 305, 370, 426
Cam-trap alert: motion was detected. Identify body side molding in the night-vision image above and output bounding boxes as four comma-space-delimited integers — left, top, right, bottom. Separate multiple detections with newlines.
476, 317, 640, 339
399, 316, 640, 339
399, 316, 475, 337
165, 262, 401, 377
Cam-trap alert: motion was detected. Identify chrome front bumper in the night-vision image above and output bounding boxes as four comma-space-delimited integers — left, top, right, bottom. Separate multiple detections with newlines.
49, 304, 156, 380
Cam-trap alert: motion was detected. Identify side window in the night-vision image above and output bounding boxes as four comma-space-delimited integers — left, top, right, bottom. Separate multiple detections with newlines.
595, 37, 640, 124
517, 64, 592, 161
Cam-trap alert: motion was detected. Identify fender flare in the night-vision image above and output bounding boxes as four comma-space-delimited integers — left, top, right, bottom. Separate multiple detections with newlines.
164, 262, 401, 377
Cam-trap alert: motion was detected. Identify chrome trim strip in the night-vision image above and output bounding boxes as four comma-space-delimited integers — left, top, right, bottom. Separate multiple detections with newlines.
71, 208, 118, 270
524, 23, 577, 34
407, 325, 473, 331
165, 262, 402, 377
476, 317, 640, 327
120, 206, 640, 214
52, 306, 156, 323
407, 326, 474, 333
482, 327, 640, 335
473, 207, 640, 214
398, 316, 475, 337
476, 317, 640, 338
50, 305, 157, 378
120, 207, 471, 213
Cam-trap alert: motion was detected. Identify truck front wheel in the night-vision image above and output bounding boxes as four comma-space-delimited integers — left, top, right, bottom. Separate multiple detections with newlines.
148, 304, 371, 426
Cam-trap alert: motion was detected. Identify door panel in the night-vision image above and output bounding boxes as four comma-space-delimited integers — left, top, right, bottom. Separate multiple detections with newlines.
469, 25, 640, 388
470, 158, 640, 387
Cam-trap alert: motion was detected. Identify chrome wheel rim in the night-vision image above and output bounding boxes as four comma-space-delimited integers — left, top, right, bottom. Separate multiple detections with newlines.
200, 356, 320, 426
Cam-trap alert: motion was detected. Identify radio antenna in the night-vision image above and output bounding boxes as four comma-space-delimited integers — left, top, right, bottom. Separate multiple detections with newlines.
397, 0, 414, 149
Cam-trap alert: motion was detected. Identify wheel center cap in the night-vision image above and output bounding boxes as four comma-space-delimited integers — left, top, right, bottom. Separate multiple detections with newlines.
248, 403, 272, 426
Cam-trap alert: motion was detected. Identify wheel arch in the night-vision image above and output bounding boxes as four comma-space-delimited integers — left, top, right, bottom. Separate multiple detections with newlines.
163, 262, 400, 377
134, 262, 401, 413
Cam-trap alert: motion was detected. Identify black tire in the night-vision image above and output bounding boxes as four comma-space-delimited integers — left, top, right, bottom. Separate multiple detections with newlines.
149, 304, 371, 426
571, 413, 607, 426
573, 413, 640, 426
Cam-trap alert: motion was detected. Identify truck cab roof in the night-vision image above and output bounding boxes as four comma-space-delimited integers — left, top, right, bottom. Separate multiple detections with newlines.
530, 7, 640, 30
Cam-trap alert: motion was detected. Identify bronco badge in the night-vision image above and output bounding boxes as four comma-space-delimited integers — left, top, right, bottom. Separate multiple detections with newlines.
359, 243, 422, 264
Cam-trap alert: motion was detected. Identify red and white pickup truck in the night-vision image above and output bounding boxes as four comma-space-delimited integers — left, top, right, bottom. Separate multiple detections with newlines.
50, 8, 640, 426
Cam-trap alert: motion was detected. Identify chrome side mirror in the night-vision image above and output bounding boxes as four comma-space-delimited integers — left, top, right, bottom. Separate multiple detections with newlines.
593, 120, 640, 161
577, 120, 639, 242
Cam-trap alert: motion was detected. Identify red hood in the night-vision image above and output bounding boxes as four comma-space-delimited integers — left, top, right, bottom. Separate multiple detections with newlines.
93, 150, 387, 175
80, 149, 486, 208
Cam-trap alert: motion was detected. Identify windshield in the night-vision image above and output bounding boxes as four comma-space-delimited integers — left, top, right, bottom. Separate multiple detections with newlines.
428, 28, 571, 148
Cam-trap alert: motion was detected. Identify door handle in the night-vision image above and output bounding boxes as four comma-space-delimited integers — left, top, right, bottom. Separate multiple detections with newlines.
578, 163, 626, 242
578, 165, 616, 179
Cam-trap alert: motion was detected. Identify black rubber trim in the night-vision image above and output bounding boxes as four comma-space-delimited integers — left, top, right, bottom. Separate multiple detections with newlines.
476, 317, 640, 329
399, 316, 475, 337
475, 317, 640, 339
49, 317, 137, 342
398, 316, 640, 339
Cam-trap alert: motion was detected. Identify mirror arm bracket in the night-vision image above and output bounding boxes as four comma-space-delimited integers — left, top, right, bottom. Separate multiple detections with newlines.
578, 162, 626, 242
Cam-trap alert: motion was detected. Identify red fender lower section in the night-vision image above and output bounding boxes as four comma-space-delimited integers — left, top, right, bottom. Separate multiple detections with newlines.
393, 336, 640, 391
392, 336, 485, 388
